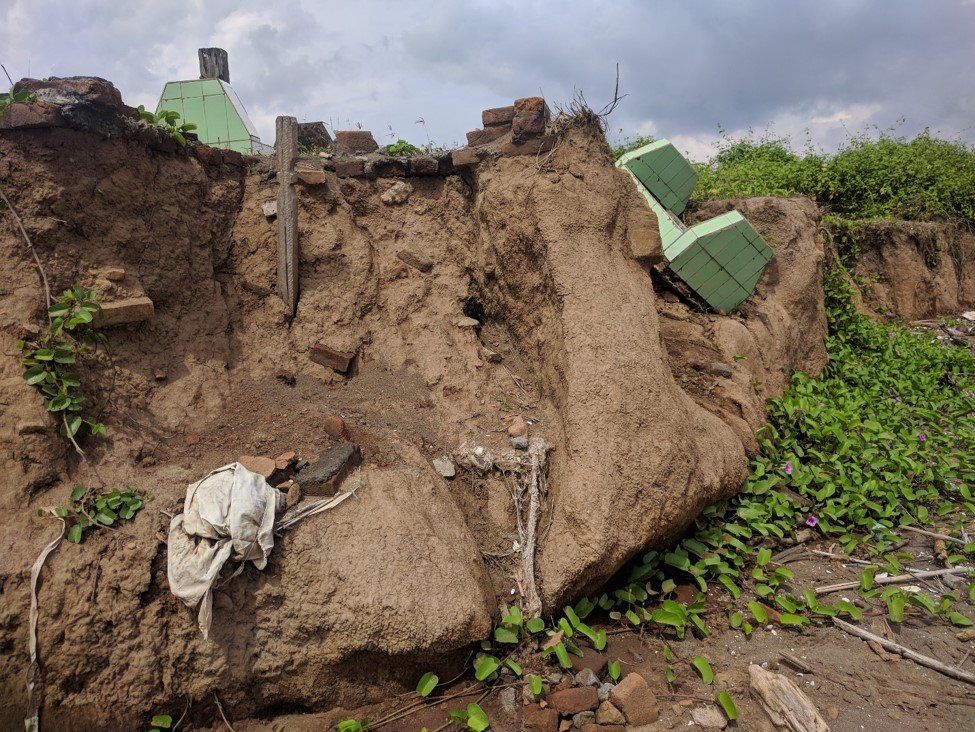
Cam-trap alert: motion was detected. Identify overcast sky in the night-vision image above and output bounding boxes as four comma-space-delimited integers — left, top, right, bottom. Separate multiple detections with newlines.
2, 0, 973, 160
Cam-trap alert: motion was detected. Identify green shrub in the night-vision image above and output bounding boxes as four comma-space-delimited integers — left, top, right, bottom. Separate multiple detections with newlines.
690, 128, 975, 223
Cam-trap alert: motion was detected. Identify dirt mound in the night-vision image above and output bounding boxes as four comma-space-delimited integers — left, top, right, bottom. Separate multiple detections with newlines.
1, 114, 828, 727
845, 219, 975, 320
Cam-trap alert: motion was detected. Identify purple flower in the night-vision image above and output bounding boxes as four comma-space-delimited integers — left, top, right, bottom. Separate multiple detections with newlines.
784, 461, 793, 476
805, 515, 819, 528
918, 433, 927, 443
886, 310, 894, 317
894, 396, 902, 403
889, 332, 897, 338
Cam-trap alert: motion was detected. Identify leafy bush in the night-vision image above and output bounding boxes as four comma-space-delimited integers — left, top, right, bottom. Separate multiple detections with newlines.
19, 286, 109, 438
137, 105, 197, 146
57, 484, 146, 543
385, 139, 420, 156
692, 128, 975, 223
612, 133, 656, 161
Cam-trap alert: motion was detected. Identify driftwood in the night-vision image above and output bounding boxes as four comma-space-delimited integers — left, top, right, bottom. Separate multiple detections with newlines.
833, 618, 975, 685
749, 665, 830, 732
897, 524, 967, 546
815, 566, 971, 595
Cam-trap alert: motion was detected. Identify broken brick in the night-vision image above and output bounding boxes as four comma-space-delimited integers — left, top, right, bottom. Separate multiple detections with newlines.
501, 135, 557, 157
334, 130, 379, 154
482, 105, 516, 127
512, 96, 550, 140
334, 159, 365, 178
367, 156, 408, 178
0, 102, 64, 130
548, 687, 598, 715
522, 705, 559, 732
92, 296, 154, 327
238, 455, 277, 478
466, 125, 509, 146
275, 450, 297, 470
295, 167, 328, 184
407, 155, 439, 176
451, 147, 481, 168
299, 442, 362, 496
310, 343, 355, 374
609, 672, 659, 726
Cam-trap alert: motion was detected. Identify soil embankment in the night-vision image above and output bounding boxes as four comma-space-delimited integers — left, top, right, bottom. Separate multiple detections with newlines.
4, 91, 966, 728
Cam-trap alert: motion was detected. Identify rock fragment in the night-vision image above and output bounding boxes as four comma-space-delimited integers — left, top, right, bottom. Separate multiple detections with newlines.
609, 672, 659, 726
433, 455, 456, 479
380, 180, 413, 205
238, 455, 276, 478
309, 343, 355, 374
299, 443, 362, 496
548, 686, 598, 715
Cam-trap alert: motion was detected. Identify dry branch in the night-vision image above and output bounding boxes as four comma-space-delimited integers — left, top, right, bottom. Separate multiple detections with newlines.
814, 566, 971, 595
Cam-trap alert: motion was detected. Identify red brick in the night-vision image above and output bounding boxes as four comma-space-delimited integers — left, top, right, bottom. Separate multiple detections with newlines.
501, 135, 557, 157
92, 297, 154, 327
522, 705, 559, 732
0, 102, 64, 130
466, 125, 509, 146
451, 147, 481, 167
548, 686, 598, 715
407, 155, 439, 175
366, 157, 408, 178
238, 455, 276, 478
609, 672, 659, 726
309, 343, 355, 373
512, 96, 550, 141
334, 159, 365, 177
482, 105, 516, 127
296, 167, 328, 184
334, 130, 379, 154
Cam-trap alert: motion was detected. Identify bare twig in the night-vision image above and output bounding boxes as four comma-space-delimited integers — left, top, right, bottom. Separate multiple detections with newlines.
0, 184, 52, 307
815, 567, 971, 595
833, 617, 975, 685
213, 693, 235, 732
898, 524, 967, 547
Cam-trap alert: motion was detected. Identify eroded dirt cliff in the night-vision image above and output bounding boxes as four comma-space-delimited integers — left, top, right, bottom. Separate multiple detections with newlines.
0, 117, 837, 728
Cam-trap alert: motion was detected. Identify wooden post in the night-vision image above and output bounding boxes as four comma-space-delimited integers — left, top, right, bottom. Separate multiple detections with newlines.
276, 116, 299, 317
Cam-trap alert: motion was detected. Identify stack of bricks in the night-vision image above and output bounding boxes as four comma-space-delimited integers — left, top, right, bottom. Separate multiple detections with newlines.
452, 96, 554, 168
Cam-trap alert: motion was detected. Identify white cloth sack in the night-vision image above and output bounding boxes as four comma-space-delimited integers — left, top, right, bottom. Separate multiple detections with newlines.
167, 462, 285, 639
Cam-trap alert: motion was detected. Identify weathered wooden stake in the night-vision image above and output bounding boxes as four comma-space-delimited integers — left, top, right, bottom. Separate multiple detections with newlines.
276, 116, 299, 317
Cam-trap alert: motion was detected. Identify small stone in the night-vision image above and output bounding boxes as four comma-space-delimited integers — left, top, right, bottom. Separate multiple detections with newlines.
238, 455, 276, 478
596, 700, 626, 725
397, 248, 434, 272
480, 347, 502, 363
548, 686, 598, 715
380, 180, 413, 205
690, 705, 727, 729
102, 267, 126, 282
285, 482, 303, 509
581, 726, 624, 732
323, 415, 347, 439
275, 369, 297, 386
957, 629, 975, 642
596, 683, 614, 702
184, 433, 201, 446
507, 415, 528, 438
499, 687, 517, 714
153, 369, 167, 380
454, 316, 480, 328
299, 442, 362, 496
275, 450, 297, 470
574, 668, 600, 688
433, 455, 456, 479
511, 436, 529, 450
710, 362, 734, 378
571, 710, 595, 729
558, 722, 572, 732
296, 168, 328, 185
523, 705, 559, 732
610, 672, 659, 726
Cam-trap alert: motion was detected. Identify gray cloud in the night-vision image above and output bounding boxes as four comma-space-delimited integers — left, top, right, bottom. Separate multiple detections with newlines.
3, 0, 972, 160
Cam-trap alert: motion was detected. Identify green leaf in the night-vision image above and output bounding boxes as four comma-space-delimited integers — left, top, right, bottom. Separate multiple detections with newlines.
70, 485, 86, 502
47, 395, 70, 412
949, 612, 974, 627
473, 655, 500, 681
529, 674, 543, 695
692, 656, 714, 684
747, 601, 769, 624
150, 715, 173, 729
416, 671, 438, 697
67, 524, 83, 543
465, 702, 490, 731
525, 617, 545, 634
68, 416, 82, 436
553, 642, 572, 669
494, 627, 519, 644
778, 613, 809, 628
95, 510, 116, 526
716, 691, 739, 721
756, 547, 772, 566
505, 659, 522, 676
607, 659, 621, 682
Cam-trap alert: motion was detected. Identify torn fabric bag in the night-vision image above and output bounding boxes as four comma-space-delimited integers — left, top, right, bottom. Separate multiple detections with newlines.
167, 462, 285, 639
